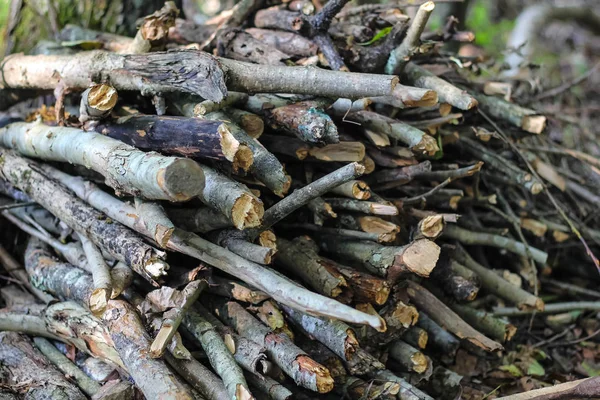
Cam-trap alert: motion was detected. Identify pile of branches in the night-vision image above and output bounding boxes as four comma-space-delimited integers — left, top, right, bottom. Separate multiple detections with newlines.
0, 1, 599, 399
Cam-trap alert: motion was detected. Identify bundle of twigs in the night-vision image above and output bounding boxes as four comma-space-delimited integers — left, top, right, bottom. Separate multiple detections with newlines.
0, 1, 599, 399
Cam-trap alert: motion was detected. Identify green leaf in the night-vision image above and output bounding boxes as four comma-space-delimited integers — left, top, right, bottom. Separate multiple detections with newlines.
499, 364, 522, 377
357, 27, 392, 46
527, 359, 545, 376
432, 133, 444, 160
581, 361, 600, 377
60, 40, 104, 50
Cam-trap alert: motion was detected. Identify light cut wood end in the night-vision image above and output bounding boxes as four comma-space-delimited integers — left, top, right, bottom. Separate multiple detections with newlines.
240, 114, 265, 138
236, 384, 254, 400
234, 145, 254, 173
360, 155, 376, 174
403, 89, 438, 108
296, 355, 335, 393
149, 325, 174, 358
505, 323, 517, 342
258, 230, 277, 251
416, 330, 428, 349
412, 134, 439, 156
439, 103, 452, 116
309, 142, 366, 162
88, 84, 118, 111
418, 215, 444, 239
231, 194, 265, 229
522, 115, 547, 134
353, 181, 371, 200
396, 239, 440, 278
358, 216, 400, 235
370, 203, 398, 216
90, 288, 109, 316
145, 259, 169, 280
411, 351, 429, 374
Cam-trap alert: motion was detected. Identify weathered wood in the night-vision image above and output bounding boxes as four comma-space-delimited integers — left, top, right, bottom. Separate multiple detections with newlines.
0, 121, 205, 201
0, 332, 87, 400
0, 151, 168, 284
102, 300, 194, 400
95, 115, 253, 172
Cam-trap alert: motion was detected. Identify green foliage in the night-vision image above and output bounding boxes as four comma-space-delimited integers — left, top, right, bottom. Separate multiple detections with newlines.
466, 0, 515, 57
0, 0, 10, 54
357, 27, 392, 46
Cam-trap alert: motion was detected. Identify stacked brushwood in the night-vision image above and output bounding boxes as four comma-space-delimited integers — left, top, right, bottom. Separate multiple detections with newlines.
0, 1, 598, 399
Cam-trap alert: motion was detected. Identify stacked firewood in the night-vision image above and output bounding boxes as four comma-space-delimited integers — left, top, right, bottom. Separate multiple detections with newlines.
0, 1, 598, 399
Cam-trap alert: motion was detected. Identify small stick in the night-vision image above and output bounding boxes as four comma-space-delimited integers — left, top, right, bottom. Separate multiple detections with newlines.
416, 312, 460, 359
246, 371, 293, 400
77, 233, 112, 315
453, 244, 544, 311
449, 303, 517, 343
444, 224, 548, 264
219, 57, 399, 99
458, 137, 543, 194
166, 206, 233, 233
182, 306, 253, 400
103, 300, 194, 399
493, 302, 600, 317
189, 304, 271, 375
79, 84, 118, 123
475, 93, 546, 134
211, 231, 275, 265
403, 281, 503, 352
308, 197, 337, 225
94, 115, 254, 173
403, 62, 478, 110
369, 369, 435, 400
495, 377, 600, 400
126, 1, 179, 53
317, 237, 440, 282
281, 223, 394, 243
258, 162, 365, 232
33, 337, 101, 397
325, 198, 398, 216
194, 92, 249, 116
330, 180, 371, 200
134, 198, 175, 248
164, 352, 230, 400
208, 297, 335, 393
276, 237, 351, 299
150, 280, 207, 358
0, 244, 54, 303
207, 276, 270, 304
403, 326, 428, 350
2, 210, 88, 271
385, 1, 435, 75
388, 340, 430, 374
280, 304, 370, 368
198, 165, 264, 230
332, 264, 391, 306
414, 215, 445, 240
225, 108, 265, 138
337, 110, 439, 155
308, 142, 365, 162
337, 214, 400, 239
